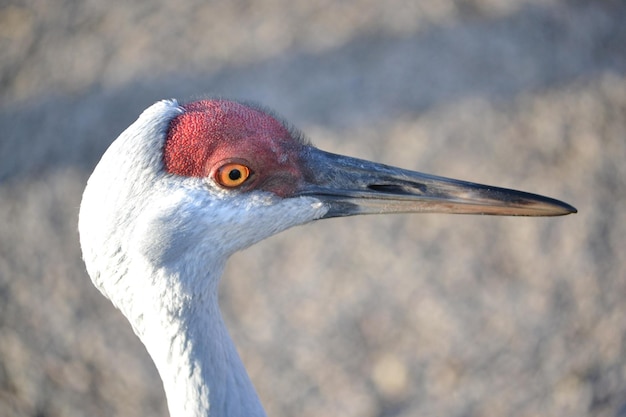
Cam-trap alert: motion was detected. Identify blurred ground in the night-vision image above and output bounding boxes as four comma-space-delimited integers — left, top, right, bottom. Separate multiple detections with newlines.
1, 1, 625, 416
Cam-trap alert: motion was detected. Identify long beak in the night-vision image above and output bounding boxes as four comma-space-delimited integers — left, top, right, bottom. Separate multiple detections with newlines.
296, 148, 577, 218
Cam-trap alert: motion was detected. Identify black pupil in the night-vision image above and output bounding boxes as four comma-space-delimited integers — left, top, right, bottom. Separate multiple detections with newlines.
228, 169, 242, 181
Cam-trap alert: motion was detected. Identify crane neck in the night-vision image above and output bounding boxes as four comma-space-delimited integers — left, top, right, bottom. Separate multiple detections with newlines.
132, 266, 267, 417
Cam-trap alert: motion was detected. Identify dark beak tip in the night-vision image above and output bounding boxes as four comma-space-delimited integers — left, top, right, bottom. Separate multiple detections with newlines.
563, 204, 578, 215
541, 198, 577, 216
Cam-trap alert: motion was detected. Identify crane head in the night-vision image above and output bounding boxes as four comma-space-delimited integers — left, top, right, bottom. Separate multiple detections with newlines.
79, 98, 575, 309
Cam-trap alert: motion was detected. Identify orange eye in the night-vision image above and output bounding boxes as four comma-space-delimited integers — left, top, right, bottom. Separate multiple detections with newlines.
215, 163, 251, 188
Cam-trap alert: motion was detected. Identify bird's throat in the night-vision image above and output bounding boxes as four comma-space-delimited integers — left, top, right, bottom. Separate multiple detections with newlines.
137, 288, 267, 417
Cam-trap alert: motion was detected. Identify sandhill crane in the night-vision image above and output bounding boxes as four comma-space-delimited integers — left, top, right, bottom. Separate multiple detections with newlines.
78, 99, 576, 417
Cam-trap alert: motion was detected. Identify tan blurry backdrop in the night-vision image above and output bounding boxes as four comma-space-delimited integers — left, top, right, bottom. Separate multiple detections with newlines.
1, 1, 625, 416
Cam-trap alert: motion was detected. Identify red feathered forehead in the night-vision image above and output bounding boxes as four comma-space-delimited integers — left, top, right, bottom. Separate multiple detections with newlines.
163, 100, 306, 196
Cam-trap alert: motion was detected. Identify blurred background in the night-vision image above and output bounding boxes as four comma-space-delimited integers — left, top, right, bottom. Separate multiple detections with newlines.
1, 0, 625, 416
